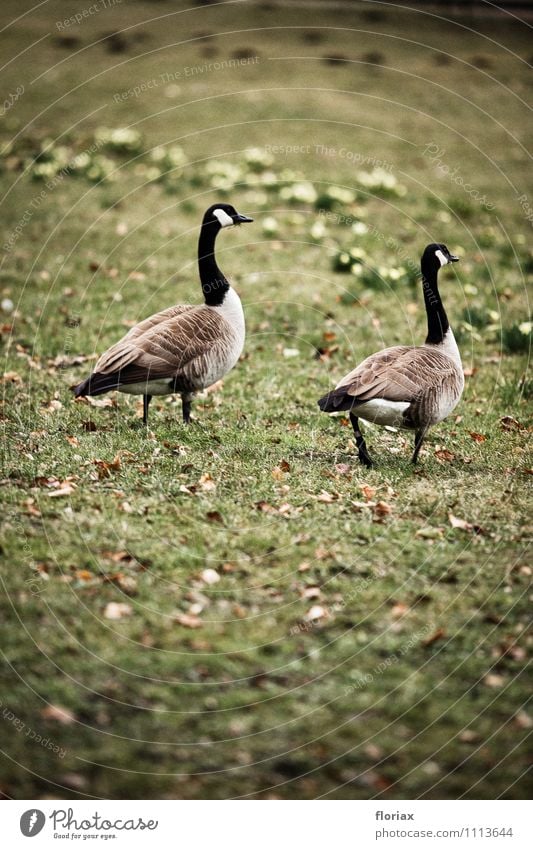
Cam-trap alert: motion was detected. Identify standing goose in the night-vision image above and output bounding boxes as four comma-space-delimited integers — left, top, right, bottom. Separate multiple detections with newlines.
72, 203, 253, 425
318, 243, 464, 466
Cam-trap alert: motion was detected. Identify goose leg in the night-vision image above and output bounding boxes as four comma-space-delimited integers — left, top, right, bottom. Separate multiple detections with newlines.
412, 428, 428, 464
182, 393, 193, 424
350, 413, 373, 467
142, 394, 152, 426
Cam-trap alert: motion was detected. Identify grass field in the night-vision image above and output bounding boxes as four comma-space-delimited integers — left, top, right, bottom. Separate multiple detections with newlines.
0, 0, 531, 800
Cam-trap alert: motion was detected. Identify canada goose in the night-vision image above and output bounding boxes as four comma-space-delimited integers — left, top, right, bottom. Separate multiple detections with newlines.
72, 203, 253, 425
318, 243, 464, 466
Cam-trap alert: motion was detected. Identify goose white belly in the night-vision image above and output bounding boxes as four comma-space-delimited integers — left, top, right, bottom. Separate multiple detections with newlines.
351, 399, 411, 428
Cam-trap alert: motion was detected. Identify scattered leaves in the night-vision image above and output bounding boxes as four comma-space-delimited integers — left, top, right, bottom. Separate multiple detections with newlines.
41, 704, 75, 725
104, 602, 132, 620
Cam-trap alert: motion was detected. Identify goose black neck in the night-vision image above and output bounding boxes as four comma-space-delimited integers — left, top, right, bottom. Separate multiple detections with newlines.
421, 256, 448, 345
198, 222, 230, 306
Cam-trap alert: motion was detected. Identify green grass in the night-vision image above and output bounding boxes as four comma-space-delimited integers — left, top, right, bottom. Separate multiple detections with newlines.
0, 0, 531, 800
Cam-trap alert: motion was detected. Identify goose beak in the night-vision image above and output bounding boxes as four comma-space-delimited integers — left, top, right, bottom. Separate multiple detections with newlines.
234, 213, 254, 225
449, 254, 459, 262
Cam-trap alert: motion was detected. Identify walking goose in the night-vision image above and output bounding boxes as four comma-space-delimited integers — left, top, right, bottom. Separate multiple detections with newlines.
72, 203, 253, 425
318, 243, 464, 465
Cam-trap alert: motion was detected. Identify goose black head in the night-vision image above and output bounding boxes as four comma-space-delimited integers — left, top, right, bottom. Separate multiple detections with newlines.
423, 243, 460, 269
203, 203, 254, 230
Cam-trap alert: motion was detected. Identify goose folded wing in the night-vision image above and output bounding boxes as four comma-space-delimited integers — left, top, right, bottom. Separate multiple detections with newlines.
94, 306, 230, 383
337, 346, 458, 403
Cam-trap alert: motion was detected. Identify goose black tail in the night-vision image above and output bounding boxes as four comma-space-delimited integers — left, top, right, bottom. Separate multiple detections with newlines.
72, 372, 121, 398
317, 387, 353, 413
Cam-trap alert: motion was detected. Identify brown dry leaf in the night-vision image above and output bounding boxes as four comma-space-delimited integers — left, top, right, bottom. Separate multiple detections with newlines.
459, 729, 480, 744
94, 454, 122, 479
41, 399, 63, 414
484, 673, 505, 688
206, 510, 224, 524
360, 483, 376, 501
469, 431, 486, 443
1, 371, 22, 384
279, 459, 291, 472
391, 602, 409, 618
317, 490, 338, 503
448, 513, 473, 532
198, 473, 216, 492
48, 482, 77, 497
255, 500, 274, 513
41, 704, 75, 725
75, 570, 93, 582
463, 366, 477, 377
500, 416, 524, 432
514, 711, 533, 729
65, 435, 79, 447
304, 604, 328, 622
422, 628, 446, 647
435, 449, 455, 462
104, 602, 132, 620
301, 586, 321, 600
201, 568, 220, 585
175, 612, 202, 628
271, 466, 285, 481
373, 501, 392, 517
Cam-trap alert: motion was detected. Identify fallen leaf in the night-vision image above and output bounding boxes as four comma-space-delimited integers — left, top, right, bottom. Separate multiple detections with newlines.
463, 366, 477, 377
359, 483, 376, 500
448, 513, 473, 531
469, 431, 486, 443
201, 568, 220, 585
305, 604, 328, 622
279, 459, 291, 472
422, 628, 446, 647
435, 449, 455, 462
104, 602, 132, 620
94, 454, 122, 478
1, 371, 21, 384
206, 510, 224, 524
459, 729, 480, 744
484, 673, 505, 688
317, 490, 338, 503
65, 435, 79, 447
514, 711, 533, 729
198, 473, 216, 492
374, 501, 392, 517
48, 483, 76, 497
175, 613, 202, 628
41, 704, 75, 725
335, 463, 351, 476
500, 416, 524, 432
301, 586, 321, 599
391, 602, 409, 618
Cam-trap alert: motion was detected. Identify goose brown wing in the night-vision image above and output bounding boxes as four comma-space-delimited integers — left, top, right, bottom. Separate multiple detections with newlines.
94, 305, 231, 383
338, 346, 458, 402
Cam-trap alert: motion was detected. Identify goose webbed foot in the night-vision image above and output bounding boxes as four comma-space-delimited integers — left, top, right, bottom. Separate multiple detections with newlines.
350, 413, 374, 468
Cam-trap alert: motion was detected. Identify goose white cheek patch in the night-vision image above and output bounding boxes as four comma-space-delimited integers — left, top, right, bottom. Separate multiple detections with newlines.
213, 208, 234, 228
435, 249, 448, 267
